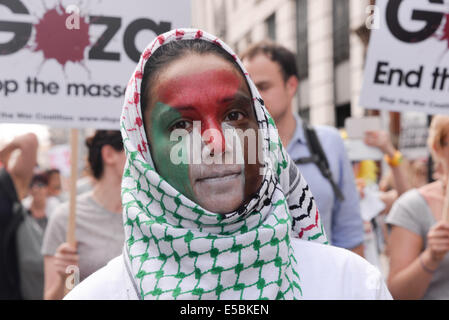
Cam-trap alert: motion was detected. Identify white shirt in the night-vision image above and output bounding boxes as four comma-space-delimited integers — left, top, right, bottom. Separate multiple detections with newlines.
64, 239, 392, 300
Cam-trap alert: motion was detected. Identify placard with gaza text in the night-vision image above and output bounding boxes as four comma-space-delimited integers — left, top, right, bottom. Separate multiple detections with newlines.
0, 0, 190, 129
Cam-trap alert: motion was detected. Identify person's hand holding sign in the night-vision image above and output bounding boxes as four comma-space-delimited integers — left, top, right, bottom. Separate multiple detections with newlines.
53, 243, 79, 278
44, 242, 79, 300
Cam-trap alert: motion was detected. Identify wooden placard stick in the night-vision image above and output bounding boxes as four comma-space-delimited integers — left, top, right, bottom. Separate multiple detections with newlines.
64, 128, 79, 295
67, 128, 78, 246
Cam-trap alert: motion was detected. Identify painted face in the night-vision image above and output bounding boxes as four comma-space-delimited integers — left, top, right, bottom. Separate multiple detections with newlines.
144, 54, 263, 214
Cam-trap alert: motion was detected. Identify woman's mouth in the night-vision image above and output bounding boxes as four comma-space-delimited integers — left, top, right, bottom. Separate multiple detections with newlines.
196, 169, 243, 183
197, 172, 242, 183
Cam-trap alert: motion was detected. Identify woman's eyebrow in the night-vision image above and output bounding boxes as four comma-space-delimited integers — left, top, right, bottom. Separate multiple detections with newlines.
171, 106, 196, 112
158, 105, 188, 124
220, 91, 252, 105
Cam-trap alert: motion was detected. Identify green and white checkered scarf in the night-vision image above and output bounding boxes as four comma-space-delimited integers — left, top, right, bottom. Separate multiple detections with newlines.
120, 29, 327, 300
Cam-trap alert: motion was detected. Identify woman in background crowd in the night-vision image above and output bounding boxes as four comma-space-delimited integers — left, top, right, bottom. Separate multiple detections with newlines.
23, 169, 61, 220
27, 172, 49, 230
386, 115, 449, 299
14, 172, 50, 300
42, 130, 125, 300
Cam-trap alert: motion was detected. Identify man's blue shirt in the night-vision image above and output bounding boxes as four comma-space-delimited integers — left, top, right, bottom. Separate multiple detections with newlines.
286, 115, 364, 249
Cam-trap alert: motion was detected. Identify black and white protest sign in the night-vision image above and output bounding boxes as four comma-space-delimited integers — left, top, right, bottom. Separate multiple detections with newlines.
360, 0, 449, 115
0, 0, 190, 129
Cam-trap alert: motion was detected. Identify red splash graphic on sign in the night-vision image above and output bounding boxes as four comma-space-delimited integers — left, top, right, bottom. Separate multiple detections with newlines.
437, 14, 449, 49
33, 4, 90, 67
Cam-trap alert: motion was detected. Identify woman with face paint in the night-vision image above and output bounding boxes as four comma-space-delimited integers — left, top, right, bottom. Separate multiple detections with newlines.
141, 40, 263, 215
65, 29, 391, 300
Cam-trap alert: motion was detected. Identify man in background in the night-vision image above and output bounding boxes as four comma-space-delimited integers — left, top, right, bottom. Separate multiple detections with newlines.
242, 41, 364, 255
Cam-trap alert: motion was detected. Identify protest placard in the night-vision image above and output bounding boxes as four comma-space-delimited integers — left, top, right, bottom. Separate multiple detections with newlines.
0, 0, 191, 129
360, 0, 449, 115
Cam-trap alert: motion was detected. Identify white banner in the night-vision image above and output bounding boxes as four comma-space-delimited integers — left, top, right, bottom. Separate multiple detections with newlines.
360, 0, 449, 115
0, 0, 191, 129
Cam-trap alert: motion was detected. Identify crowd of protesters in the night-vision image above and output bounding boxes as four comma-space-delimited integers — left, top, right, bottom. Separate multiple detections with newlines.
0, 130, 124, 300
0, 35, 448, 300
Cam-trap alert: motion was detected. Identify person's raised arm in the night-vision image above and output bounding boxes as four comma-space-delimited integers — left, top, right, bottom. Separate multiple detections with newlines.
0, 133, 38, 200
364, 130, 410, 196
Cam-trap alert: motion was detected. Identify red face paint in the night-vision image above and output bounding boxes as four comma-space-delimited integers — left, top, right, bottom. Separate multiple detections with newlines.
157, 69, 241, 152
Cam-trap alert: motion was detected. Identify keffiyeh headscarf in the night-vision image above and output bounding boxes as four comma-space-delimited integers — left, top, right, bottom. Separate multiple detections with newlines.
120, 29, 327, 300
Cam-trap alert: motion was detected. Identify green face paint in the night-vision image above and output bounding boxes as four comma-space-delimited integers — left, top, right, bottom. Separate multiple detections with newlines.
147, 101, 195, 201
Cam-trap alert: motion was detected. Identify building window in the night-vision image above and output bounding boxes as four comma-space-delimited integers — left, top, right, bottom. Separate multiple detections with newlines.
332, 0, 350, 65
266, 13, 276, 41
213, 0, 227, 40
335, 103, 351, 129
296, 0, 308, 80
333, 0, 350, 128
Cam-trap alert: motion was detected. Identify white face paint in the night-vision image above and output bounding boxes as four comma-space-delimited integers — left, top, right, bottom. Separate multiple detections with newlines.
189, 122, 246, 214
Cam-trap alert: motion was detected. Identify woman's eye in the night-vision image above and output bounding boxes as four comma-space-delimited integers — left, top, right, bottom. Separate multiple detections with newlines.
171, 120, 192, 131
225, 111, 245, 122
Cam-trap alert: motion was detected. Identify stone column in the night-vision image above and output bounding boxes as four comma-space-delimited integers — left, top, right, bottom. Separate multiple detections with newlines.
307, 0, 335, 126
350, 0, 371, 118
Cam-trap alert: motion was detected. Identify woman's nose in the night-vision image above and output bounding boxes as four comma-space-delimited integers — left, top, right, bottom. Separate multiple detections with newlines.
202, 121, 226, 155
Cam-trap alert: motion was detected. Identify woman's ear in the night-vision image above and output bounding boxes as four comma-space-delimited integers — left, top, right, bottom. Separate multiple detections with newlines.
101, 145, 116, 166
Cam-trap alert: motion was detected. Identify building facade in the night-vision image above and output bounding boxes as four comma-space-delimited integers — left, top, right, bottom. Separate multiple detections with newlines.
192, 0, 373, 127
